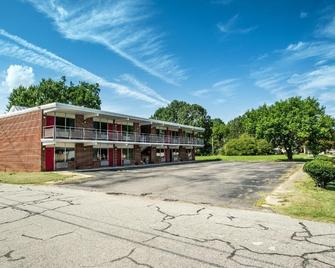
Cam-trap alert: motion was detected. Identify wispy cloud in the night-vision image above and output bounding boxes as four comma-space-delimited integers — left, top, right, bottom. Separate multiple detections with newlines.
251, 38, 335, 115
192, 78, 237, 101
118, 74, 170, 105
26, 0, 186, 85
217, 14, 257, 34
0, 29, 168, 106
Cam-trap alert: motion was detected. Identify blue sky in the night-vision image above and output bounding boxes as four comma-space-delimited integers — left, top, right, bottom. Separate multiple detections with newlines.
0, 0, 335, 121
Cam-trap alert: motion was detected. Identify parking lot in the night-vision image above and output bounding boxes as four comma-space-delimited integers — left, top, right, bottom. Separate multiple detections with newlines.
67, 161, 299, 208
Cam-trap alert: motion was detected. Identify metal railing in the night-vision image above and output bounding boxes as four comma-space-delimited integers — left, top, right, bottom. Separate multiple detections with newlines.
43, 126, 204, 146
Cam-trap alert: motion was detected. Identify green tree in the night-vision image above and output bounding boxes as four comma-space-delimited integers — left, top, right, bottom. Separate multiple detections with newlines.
151, 100, 212, 148
210, 118, 226, 153
225, 116, 245, 140
255, 97, 335, 160
7, 76, 101, 110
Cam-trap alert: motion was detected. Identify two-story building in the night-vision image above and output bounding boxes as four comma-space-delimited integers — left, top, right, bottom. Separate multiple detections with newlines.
0, 103, 204, 172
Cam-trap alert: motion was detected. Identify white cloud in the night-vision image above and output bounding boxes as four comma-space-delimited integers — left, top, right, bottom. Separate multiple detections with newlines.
217, 14, 257, 34
26, 0, 186, 85
119, 74, 170, 105
1, 65, 34, 92
319, 16, 335, 38
0, 29, 168, 106
286, 42, 306, 51
192, 78, 237, 98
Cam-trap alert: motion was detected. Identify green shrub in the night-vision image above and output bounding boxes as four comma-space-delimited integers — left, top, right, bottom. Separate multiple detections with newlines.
256, 139, 273, 155
314, 155, 334, 163
224, 134, 273, 156
303, 160, 335, 188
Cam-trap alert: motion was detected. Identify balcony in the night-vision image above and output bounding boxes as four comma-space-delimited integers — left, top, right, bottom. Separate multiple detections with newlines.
43, 126, 204, 146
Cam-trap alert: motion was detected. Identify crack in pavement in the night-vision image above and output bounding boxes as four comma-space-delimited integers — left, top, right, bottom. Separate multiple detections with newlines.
0, 250, 25, 262
1, 186, 335, 268
81, 248, 154, 267
21, 231, 75, 241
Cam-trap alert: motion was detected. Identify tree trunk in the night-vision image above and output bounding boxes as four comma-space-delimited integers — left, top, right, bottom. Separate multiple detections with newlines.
286, 148, 293, 161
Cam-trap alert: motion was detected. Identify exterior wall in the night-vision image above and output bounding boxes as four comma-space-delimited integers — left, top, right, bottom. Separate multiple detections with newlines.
0, 110, 43, 172
150, 147, 159, 164
75, 114, 93, 128
134, 145, 141, 165
179, 146, 188, 161
75, 143, 94, 169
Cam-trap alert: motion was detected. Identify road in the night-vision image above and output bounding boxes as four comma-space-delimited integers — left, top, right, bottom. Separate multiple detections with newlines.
69, 161, 299, 208
0, 183, 334, 267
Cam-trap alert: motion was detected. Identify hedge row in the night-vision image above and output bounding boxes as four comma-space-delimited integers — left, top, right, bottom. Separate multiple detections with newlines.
223, 134, 273, 156
303, 156, 335, 188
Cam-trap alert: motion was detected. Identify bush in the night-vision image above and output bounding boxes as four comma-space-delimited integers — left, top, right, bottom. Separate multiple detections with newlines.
223, 134, 273, 156
303, 160, 335, 188
257, 139, 273, 155
314, 155, 334, 163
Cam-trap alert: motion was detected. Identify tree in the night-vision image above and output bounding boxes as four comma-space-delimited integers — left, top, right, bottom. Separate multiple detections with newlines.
224, 116, 246, 140
151, 100, 212, 149
6, 76, 101, 110
211, 118, 226, 151
255, 97, 335, 160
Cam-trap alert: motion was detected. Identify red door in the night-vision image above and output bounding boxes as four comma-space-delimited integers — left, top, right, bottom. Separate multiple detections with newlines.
114, 148, 122, 166
45, 147, 54, 171
108, 148, 114, 166
46, 116, 55, 126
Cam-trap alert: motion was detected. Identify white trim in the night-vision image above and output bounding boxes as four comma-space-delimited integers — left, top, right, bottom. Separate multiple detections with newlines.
2, 102, 204, 132
40, 138, 204, 147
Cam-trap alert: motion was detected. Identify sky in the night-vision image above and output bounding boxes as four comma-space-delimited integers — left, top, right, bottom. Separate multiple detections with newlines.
0, 0, 335, 121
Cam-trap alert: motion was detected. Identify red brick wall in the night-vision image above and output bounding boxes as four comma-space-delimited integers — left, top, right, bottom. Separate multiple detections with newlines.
0, 110, 43, 172
134, 145, 141, 165
75, 114, 93, 128
179, 146, 188, 161
75, 143, 93, 169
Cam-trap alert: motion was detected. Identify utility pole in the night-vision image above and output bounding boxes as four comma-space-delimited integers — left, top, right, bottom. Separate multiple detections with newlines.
212, 136, 214, 155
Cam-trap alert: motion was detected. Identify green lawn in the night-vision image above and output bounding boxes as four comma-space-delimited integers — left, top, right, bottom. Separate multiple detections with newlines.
0, 172, 74, 184
272, 176, 335, 223
195, 154, 313, 162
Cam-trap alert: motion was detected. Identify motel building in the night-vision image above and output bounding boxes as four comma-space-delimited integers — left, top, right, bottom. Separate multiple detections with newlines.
0, 103, 204, 172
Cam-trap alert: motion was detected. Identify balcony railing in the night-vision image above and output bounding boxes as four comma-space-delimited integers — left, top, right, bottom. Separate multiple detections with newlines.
43, 126, 204, 146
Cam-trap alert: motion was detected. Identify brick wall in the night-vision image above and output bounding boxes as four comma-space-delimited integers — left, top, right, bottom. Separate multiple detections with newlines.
75, 114, 93, 128
0, 110, 43, 172
75, 143, 93, 169
150, 147, 159, 164
179, 146, 188, 161
134, 145, 141, 165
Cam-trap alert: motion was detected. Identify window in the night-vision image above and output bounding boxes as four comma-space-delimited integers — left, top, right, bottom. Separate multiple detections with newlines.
66, 148, 75, 161
172, 149, 179, 161
122, 148, 133, 161
56, 117, 75, 128
93, 148, 108, 161
55, 147, 75, 163
156, 148, 165, 162
55, 148, 65, 163
122, 124, 134, 133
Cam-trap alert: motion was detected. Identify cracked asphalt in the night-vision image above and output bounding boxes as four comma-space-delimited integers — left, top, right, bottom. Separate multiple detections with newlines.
1, 182, 335, 267
67, 161, 299, 208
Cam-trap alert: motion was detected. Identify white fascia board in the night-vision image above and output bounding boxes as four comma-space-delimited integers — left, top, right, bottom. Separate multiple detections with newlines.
2, 102, 205, 132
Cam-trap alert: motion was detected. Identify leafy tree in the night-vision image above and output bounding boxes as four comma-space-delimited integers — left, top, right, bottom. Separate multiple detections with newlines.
224, 116, 245, 140
255, 97, 335, 160
223, 134, 272, 156
151, 100, 212, 148
211, 118, 226, 151
7, 76, 101, 110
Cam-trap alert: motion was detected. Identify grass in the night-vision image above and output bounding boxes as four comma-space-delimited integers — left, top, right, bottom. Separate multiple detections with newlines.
0, 172, 74, 184
195, 154, 313, 162
272, 176, 335, 223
